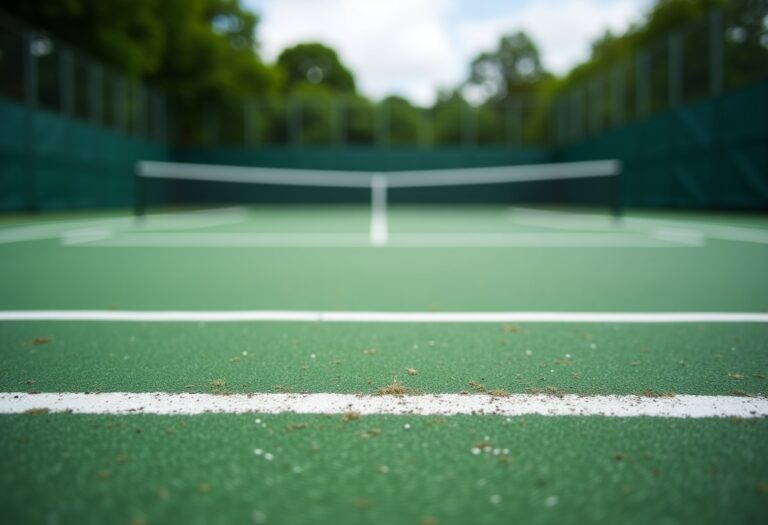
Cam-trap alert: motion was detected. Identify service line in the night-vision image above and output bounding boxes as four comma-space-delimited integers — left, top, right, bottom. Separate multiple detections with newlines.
0, 310, 767, 323
62, 232, 699, 248
1, 392, 766, 418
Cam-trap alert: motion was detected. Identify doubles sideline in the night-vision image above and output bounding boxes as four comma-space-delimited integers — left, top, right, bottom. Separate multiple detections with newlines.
2, 392, 766, 418
0, 310, 767, 323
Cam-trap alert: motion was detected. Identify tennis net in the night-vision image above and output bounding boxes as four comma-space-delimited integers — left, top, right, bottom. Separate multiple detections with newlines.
135, 159, 622, 245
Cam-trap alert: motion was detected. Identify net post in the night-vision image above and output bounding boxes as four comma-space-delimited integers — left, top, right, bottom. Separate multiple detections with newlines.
134, 162, 145, 220
611, 162, 623, 222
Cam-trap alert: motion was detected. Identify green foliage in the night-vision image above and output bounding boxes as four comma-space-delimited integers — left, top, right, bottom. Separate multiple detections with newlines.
380, 96, 427, 146
151, 0, 280, 106
4, 0, 767, 148
4, 0, 281, 108
277, 43, 356, 94
461, 30, 555, 145
4, 0, 165, 76
467, 31, 550, 101
558, 0, 768, 97
432, 91, 470, 145
344, 96, 376, 145
290, 86, 338, 146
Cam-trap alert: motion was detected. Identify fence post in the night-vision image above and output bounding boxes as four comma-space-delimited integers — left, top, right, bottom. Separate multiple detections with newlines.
590, 76, 603, 135
376, 102, 389, 148
89, 62, 103, 125
506, 97, 522, 147
709, 10, 723, 95
207, 108, 219, 147
572, 87, 584, 140
23, 31, 38, 212
289, 99, 302, 147
244, 98, 256, 148
135, 83, 147, 138
668, 32, 683, 108
611, 63, 626, 127
115, 76, 127, 132
635, 50, 651, 119
334, 97, 346, 147
553, 99, 565, 146
424, 105, 437, 149
709, 10, 724, 208
461, 102, 477, 147
60, 48, 74, 116
150, 91, 166, 143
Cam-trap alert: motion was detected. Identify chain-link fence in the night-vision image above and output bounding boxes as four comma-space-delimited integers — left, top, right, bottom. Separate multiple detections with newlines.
173, 94, 553, 149
2, 7, 766, 150
0, 12, 169, 143
553, 6, 768, 145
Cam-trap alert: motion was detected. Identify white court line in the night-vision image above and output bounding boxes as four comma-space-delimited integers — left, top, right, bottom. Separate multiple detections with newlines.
60, 228, 114, 245
370, 175, 389, 246
64, 231, 698, 248
388, 233, 701, 247
67, 232, 371, 247
510, 207, 768, 244
0, 208, 250, 245
1, 392, 765, 418
1, 310, 767, 322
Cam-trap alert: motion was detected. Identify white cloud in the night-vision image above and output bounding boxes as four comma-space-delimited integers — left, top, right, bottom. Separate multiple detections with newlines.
457, 0, 650, 75
256, 0, 460, 105
249, 0, 651, 105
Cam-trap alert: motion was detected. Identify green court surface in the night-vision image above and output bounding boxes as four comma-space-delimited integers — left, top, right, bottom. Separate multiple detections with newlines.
2, 414, 766, 525
1, 206, 767, 525
1, 322, 767, 396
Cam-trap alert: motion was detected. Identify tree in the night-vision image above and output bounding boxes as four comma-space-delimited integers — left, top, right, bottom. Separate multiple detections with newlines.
466, 31, 549, 101
277, 43, 356, 94
379, 96, 426, 146
149, 0, 280, 106
3, 0, 281, 106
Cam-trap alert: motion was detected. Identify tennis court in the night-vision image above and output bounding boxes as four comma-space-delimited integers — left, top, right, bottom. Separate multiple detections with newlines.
2, 1, 768, 524
1, 187, 767, 524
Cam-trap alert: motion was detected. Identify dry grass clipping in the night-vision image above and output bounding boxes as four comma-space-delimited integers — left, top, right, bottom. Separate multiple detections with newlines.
639, 389, 675, 398
468, 380, 487, 393
23, 408, 49, 416
488, 389, 511, 397
342, 410, 361, 422
376, 379, 414, 396
525, 386, 564, 397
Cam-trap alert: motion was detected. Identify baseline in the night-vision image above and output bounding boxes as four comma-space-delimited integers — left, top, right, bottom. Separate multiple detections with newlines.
1, 392, 765, 418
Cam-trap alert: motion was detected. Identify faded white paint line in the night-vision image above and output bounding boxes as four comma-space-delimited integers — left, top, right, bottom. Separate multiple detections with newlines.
1, 392, 765, 418
69, 232, 371, 247
370, 175, 389, 246
0, 208, 250, 245
510, 207, 768, 244
0, 207, 249, 244
650, 228, 706, 246
60, 228, 114, 245
388, 232, 699, 247
0, 310, 767, 323
64, 232, 697, 248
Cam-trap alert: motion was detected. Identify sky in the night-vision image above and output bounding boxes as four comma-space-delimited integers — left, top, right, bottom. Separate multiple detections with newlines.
244, 0, 654, 105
